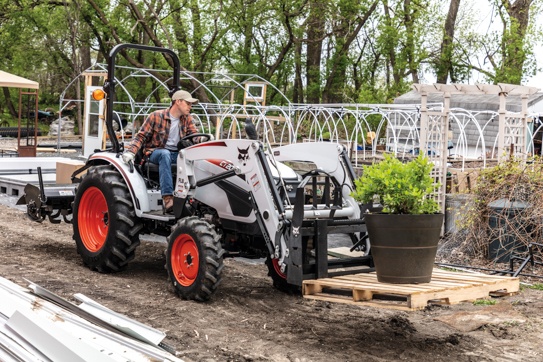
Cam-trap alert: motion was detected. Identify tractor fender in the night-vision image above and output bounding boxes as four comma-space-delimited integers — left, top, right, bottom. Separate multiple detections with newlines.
86, 153, 151, 214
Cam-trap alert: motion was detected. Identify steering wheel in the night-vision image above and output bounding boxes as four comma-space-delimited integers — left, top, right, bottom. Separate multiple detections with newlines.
181, 133, 214, 143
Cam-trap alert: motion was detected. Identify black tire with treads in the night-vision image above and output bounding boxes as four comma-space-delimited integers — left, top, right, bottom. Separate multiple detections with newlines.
73, 165, 142, 272
166, 216, 224, 301
265, 256, 301, 295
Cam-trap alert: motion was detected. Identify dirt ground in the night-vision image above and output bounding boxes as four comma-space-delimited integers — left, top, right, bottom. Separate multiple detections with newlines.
0, 194, 542, 362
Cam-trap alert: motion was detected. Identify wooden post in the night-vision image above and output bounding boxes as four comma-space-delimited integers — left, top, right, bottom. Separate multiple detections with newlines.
17, 89, 39, 157
497, 91, 507, 162
419, 90, 428, 153
521, 93, 529, 159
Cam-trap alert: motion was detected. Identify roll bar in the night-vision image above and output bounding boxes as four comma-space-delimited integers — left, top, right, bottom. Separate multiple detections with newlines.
104, 44, 181, 153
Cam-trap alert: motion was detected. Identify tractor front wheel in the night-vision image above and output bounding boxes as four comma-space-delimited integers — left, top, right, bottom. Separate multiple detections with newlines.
166, 217, 224, 301
265, 256, 301, 294
265, 235, 310, 294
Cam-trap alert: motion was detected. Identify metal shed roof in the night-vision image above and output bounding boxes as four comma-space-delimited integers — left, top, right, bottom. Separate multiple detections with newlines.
394, 90, 543, 112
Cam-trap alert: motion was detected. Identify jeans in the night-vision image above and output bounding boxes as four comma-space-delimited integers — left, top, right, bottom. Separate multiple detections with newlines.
149, 148, 178, 196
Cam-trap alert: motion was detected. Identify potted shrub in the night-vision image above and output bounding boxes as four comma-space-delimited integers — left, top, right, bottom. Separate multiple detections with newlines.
352, 154, 444, 283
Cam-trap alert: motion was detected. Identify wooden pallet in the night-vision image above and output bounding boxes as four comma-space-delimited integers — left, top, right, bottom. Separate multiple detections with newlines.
302, 268, 520, 311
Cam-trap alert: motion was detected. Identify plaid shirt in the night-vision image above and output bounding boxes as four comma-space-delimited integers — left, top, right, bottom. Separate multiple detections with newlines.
125, 107, 198, 155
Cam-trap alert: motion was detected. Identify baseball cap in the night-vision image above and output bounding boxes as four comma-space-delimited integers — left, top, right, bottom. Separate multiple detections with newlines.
172, 90, 199, 104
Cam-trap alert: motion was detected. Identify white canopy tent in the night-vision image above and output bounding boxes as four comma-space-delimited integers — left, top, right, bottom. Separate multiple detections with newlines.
0, 70, 39, 156
0, 70, 39, 89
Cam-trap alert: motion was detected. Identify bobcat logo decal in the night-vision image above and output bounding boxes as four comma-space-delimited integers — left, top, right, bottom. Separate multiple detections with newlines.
238, 146, 250, 166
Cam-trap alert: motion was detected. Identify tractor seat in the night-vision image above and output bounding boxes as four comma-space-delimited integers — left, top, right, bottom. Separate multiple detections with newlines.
134, 149, 176, 185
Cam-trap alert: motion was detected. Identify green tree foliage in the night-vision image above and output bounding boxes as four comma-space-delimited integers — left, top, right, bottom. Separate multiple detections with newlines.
435, 0, 460, 84
436, 0, 541, 85
0, 0, 541, 115
493, 0, 539, 84
321, 0, 379, 103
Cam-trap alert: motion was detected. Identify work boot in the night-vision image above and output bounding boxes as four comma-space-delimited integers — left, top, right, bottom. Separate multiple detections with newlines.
163, 195, 174, 214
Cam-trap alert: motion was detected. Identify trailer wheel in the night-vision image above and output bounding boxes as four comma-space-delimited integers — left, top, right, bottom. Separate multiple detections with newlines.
265, 257, 301, 294
73, 165, 142, 273
166, 217, 224, 301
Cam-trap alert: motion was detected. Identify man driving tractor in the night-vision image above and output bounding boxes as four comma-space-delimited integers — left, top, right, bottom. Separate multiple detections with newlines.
122, 90, 200, 212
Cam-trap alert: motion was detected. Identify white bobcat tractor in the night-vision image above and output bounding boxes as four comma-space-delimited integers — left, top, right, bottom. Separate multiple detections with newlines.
18, 44, 373, 301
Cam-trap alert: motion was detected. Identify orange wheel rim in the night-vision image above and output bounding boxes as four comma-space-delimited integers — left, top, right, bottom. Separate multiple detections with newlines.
272, 259, 286, 279
171, 234, 199, 286
78, 186, 109, 252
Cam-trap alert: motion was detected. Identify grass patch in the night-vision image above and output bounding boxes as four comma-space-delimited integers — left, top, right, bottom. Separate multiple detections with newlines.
473, 299, 497, 306
526, 283, 543, 291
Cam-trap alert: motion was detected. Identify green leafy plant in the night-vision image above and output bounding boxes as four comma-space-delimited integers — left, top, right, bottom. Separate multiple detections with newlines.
351, 153, 440, 214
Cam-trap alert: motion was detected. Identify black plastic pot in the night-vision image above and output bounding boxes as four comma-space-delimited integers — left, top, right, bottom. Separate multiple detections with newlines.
365, 213, 444, 284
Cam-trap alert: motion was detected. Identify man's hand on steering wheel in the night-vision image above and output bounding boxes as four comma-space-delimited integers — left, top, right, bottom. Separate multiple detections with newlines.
177, 139, 193, 150
177, 138, 194, 150
177, 133, 214, 150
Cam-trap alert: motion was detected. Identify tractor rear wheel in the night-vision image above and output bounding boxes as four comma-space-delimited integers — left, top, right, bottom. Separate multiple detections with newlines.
73, 165, 142, 272
166, 217, 224, 301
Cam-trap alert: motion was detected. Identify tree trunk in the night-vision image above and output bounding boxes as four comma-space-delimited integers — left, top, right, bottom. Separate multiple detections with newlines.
293, 41, 303, 103
305, 0, 325, 104
497, 0, 533, 84
2, 88, 17, 119
382, 0, 401, 85
403, 0, 419, 84
322, 0, 378, 103
436, 0, 460, 84
242, 3, 254, 66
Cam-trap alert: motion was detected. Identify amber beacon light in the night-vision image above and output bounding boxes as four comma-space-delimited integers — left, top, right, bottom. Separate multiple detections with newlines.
92, 89, 106, 101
